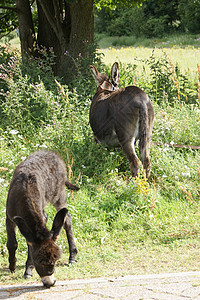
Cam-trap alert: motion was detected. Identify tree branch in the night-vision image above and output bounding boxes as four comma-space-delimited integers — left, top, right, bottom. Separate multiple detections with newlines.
0, 5, 17, 12
53, 0, 62, 24
37, 0, 60, 38
154, 142, 200, 150
37, 0, 68, 45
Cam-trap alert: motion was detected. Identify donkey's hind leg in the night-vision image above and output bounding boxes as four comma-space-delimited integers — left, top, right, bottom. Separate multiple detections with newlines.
140, 125, 153, 179
125, 138, 141, 177
140, 122, 153, 179
6, 216, 18, 272
117, 133, 141, 177
63, 210, 78, 263
141, 147, 151, 179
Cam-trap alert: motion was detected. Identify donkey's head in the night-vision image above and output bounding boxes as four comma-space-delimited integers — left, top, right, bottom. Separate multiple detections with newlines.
13, 208, 67, 288
90, 62, 119, 91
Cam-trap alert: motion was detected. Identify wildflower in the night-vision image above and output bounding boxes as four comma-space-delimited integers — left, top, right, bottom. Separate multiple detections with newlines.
10, 129, 19, 135
0, 178, 5, 184
182, 171, 191, 177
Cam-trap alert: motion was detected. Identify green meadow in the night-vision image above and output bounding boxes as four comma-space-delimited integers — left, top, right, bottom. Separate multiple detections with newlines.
0, 38, 200, 284
100, 46, 200, 81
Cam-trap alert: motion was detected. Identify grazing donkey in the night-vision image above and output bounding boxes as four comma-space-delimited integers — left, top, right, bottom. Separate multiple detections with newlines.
6, 150, 79, 287
90, 62, 154, 179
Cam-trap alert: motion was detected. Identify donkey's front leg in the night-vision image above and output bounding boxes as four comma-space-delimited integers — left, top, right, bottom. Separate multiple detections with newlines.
54, 195, 78, 264
24, 245, 34, 279
6, 216, 18, 272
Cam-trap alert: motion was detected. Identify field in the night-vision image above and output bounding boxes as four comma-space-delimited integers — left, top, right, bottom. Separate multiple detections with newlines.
100, 47, 200, 81
0, 39, 200, 285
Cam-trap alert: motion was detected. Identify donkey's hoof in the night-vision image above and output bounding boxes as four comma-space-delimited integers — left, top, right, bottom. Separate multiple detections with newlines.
69, 259, 77, 265
9, 266, 16, 273
24, 273, 32, 279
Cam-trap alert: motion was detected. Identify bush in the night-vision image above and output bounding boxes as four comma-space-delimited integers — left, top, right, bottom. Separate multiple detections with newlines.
178, 0, 200, 33
138, 50, 197, 105
142, 16, 169, 38
107, 7, 145, 37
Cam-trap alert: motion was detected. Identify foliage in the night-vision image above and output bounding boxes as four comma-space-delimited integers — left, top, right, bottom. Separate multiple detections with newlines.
139, 50, 197, 105
95, 0, 200, 37
107, 7, 145, 37
0, 43, 200, 283
178, 0, 200, 33
97, 33, 200, 49
0, 1, 18, 37
94, 0, 146, 10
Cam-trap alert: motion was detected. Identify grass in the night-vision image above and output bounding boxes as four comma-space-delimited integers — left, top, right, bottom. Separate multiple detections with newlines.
0, 35, 200, 285
99, 47, 200, 82
96, 33, 200, 49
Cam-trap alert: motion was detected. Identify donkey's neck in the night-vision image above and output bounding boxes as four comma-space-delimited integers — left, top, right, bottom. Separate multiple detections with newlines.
26, 187, 50, 242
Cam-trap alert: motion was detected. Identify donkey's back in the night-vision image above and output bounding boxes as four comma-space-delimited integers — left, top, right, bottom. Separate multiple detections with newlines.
7, 151, 69, 216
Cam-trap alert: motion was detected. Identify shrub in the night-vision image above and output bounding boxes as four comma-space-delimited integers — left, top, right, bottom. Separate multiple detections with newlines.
142, 16, 169, 38
138, 50, 197, 105
178, 0, 200, 33
107, 7, 145, 38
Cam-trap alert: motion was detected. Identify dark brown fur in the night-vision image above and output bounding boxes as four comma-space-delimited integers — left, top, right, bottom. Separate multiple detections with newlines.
90, 62, 154, 178
6, 150, 79, 286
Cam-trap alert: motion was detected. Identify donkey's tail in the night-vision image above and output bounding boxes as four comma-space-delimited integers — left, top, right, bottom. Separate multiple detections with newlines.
65, 179, 80, 191
138, 103, 148, 154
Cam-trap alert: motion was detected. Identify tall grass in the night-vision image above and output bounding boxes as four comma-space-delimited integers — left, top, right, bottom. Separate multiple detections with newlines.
96, 33, 200, 49
0, 43, 200, 283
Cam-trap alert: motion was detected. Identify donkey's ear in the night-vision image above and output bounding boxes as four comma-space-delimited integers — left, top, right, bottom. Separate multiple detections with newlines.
90, 65, 101, 85
13, 216, 35, 244
111, 62, 119, 87
51, 208, 68, 241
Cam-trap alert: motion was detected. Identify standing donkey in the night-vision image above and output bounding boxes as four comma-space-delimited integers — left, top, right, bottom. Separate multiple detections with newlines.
6, 150, 79, 287
90, 62, 154, 179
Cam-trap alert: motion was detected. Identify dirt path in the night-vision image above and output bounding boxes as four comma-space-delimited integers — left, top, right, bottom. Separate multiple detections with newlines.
1, 271, 200, 299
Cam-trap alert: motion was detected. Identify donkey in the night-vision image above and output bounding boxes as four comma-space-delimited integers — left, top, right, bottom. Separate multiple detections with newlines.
6, 150, 79, 287
90, 62, 154, 179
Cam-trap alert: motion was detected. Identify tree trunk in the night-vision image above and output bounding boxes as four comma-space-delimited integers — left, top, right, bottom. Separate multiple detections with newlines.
15, 0, 94, 83
68, 0, 94, 58
37, 0, 94, 82
16, 0, 37, 57
36, 0, 62, 74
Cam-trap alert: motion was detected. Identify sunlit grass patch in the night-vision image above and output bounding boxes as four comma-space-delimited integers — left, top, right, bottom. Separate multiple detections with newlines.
99, 47, 200, 81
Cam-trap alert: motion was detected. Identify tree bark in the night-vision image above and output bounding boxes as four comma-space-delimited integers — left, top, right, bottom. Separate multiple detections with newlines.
15, 0, 37, 57
68, 0, 94, 58
36, 0, 62, 74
